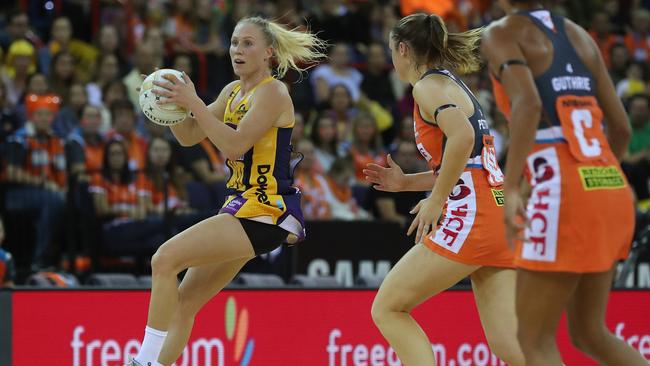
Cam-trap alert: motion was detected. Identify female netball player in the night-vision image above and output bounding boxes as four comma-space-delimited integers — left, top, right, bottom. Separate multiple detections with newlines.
482, 1, 647, 365
364, 13, 523, 366
127, 17, 325, 366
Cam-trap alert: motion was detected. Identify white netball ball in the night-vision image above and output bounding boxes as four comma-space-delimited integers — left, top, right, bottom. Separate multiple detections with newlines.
139, 69, 189, 126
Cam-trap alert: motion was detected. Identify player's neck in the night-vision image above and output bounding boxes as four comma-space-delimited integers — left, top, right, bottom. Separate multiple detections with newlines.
239, 69, 272, 94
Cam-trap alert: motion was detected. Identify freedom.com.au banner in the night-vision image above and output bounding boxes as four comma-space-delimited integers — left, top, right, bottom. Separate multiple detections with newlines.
7, 290, 650, 366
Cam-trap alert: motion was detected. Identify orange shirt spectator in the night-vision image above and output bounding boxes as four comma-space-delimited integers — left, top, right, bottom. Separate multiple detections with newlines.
90, 139, 146, 221
624, 10, 650, 62
105, 99, 147, 171
589, 12, 623, 68
294, 140, 329, 219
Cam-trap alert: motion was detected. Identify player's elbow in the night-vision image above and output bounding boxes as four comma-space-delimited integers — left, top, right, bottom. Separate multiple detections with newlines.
457, 123, 476, 150
222, 145, 244, 161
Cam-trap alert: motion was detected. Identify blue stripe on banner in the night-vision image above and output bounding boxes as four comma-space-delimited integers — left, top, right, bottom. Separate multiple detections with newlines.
535, 138, 567, 144
240, 339, 255, 366
466, 164, 483, 169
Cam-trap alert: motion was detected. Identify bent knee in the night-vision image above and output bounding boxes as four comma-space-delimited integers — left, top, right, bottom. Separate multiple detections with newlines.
487, 338, 524, 366
151, 242, 181, 276
370, 295, 410, 328
569, 323, 608, 352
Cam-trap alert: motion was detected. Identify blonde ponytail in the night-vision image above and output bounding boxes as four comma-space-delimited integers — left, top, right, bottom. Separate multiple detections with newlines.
241, 17, 327, 78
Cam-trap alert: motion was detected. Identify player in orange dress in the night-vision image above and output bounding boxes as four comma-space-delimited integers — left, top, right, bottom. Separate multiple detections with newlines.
482, 1, 647, 365
364, 13, 523, 366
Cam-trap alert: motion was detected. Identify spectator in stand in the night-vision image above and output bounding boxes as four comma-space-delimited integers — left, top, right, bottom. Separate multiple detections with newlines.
0, 217, 16, 287
139, 137, 204, 232
12, 72, 50, 124
589, 11, 623, 68
100, 80, 128, 133
294, 139, 329, 219
105, 99, 147, 171
0, 81, 22, 143
172, 53, 193, 76
311, 43, 363, 104
25, 72, 49, 96
86, 54, 120, 107
90, 139, 164, 254
310, 113, 340, 173
344, 112, 386, 184
306, 0, 354, 44
616, 61, 647, 98
624, 9, 650, 62
622, 94, 650, 202
139, 137, 190, 215
361, 42, 397, 107
193, 0, 227, 57
96, 24, 130, 77
324, 83, 394, 142
370, 141, 426, 227
39, 16, 97, 82
325, 83, 357, 140
180, 137, 227, 185
141, 26, 166, 71
388, 116, 416, 152
609, 43, 631, 86
53, 83, 87, 138
2, 39, 37, 106
0, 10, 43, 53
5, 94, 66, 271
123, 42, 156, 112
48, 50, 78, 99
65, 103, 105, 274
164, 0, 196, 54
317, 156, 372, 220
291, 113, 305, 146
66, 104, 105, 180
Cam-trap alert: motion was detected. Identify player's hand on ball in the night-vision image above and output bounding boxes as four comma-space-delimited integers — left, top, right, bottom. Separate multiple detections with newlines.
152, 72, 198, 109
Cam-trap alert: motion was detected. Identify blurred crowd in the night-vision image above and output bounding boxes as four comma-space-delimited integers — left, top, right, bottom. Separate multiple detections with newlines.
0, 0, 649, 282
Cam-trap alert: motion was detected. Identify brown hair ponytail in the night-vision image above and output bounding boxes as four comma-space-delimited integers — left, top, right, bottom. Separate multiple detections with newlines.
392, 13, 483, 74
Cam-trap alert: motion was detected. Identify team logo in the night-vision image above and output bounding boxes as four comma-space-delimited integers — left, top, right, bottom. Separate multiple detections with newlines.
449, 178, 471, 201
532, 157, 554, 184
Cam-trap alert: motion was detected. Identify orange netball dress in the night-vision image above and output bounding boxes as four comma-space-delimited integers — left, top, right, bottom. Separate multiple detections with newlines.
494, 10, 635, 272
415, 69, 513, 268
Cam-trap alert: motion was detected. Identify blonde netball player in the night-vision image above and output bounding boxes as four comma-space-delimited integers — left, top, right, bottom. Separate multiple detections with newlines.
126, 17, 325, 366
364, 13, 523, 366
483, 1, 647, 365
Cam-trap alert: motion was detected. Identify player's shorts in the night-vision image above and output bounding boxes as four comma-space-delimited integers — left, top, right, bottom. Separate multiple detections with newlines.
423, 168, 514, 268
238, 217, 289, 255
515, 142, 634, 273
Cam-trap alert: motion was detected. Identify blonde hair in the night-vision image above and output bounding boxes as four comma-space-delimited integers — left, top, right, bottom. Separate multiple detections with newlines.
241, 17, 327, 78
392, 13, 483, 74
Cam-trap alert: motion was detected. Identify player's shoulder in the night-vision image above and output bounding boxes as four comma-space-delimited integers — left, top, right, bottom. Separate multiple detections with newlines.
223, 80, 240, 97
254, 78, 291, 104
413, 72, 457, 102
484, 15, 530, 40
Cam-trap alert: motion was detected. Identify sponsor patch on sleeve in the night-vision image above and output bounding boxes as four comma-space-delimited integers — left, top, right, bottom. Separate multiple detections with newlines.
578, 166, 625, 190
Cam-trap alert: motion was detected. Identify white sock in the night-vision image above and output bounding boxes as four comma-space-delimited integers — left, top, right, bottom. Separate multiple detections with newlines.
135, 326, 168, 366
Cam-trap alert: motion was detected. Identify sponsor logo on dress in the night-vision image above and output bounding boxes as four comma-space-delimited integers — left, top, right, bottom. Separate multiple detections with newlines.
578, 166, 626, 190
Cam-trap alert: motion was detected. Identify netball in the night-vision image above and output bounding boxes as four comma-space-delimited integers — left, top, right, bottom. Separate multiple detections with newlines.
139, 69, 188, 126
